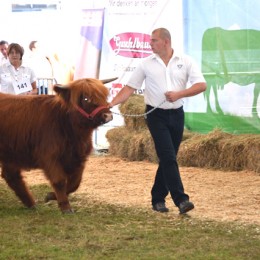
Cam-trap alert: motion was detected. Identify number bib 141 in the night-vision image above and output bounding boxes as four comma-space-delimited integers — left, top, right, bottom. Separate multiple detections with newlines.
12, 79, 32, 95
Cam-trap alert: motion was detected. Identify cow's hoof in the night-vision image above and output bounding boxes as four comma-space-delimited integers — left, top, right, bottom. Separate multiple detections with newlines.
44, 192, 56, 202
28, 204, 37, 210
62, 208, 74, 214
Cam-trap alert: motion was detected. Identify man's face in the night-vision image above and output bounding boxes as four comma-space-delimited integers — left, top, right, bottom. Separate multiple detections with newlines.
149, 32, 165, 54
0, 43, 8, 58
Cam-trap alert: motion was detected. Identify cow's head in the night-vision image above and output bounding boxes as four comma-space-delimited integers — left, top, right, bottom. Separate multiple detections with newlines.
53, 78, 115, 127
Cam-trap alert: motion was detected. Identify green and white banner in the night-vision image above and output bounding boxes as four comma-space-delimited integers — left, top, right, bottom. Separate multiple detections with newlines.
183, 0, 260, 134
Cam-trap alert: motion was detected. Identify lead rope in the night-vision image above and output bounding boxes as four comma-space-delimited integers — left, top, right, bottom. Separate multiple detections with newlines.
110, 99, 167, 117
94, 99, 167, 152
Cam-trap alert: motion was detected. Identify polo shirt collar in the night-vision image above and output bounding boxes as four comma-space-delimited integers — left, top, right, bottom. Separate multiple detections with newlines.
152, 50, 181, 62
7, 60, 25, 68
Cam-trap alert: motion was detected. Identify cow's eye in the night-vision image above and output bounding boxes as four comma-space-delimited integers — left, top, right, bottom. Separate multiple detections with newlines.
84, 97, 92, 103
82, 96, 93, 104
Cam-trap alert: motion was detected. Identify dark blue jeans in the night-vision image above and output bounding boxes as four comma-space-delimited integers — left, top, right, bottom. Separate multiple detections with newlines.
146, 105, 189, 207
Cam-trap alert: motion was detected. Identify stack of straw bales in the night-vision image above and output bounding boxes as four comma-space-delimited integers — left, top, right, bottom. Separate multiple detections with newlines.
106, 94, 260, 173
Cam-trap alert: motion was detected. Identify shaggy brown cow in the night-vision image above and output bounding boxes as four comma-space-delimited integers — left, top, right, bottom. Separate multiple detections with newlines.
0, 78, 113, 213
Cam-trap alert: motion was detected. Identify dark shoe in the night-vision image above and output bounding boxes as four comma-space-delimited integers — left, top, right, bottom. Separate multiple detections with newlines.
152, 202, 169, 213
179, 201, 194, 214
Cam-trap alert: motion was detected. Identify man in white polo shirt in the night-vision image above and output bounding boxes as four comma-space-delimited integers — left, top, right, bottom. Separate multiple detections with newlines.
109, 27, 207, 214
0, 40, 9, 66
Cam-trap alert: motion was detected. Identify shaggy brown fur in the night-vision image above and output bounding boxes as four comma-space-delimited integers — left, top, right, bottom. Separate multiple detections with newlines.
0, 78, 112, 213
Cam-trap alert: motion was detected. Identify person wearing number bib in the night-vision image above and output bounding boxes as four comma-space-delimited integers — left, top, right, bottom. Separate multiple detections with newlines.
0, 43, 37, 95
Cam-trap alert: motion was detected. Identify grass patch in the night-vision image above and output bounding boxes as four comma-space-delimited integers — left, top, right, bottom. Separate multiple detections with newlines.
0, 183, 259, 259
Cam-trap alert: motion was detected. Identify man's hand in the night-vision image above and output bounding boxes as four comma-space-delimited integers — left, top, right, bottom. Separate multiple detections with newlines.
165, 91, 180, 102
107, 103, 113, 108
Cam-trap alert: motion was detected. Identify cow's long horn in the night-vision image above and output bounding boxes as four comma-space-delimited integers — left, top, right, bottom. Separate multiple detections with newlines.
100, 77, 118, 84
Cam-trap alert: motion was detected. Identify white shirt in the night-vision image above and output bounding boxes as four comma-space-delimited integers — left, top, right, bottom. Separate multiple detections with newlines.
127, 52, 206, 109
0, 61, 37, 94
0, 55, 8, 67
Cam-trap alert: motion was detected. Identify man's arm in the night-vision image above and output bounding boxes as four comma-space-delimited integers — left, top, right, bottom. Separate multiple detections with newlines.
109, 85, 136, 107
165, 82, 207, 103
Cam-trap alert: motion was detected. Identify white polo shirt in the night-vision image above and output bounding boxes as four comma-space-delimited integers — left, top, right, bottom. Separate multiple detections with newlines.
127, 52, 206, 109
0, 55, 8, 67
0, 61, 37, 94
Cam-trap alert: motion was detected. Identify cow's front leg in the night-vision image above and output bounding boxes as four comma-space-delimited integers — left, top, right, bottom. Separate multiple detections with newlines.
66, 167, 84, 195
44, 191, 56, 202
45, 167, 84, 199
44, 166, 73, 213
45, 167, 83, 210
52, 179, 73, 213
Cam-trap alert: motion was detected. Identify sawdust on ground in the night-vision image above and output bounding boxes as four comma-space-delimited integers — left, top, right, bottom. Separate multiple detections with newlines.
15, 155, 260, 225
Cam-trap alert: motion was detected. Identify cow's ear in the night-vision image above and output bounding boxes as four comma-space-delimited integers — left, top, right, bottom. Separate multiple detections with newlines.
53, 84, 70, 102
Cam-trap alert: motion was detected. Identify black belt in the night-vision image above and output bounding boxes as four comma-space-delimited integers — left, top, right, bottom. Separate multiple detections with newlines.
146, 105, 183, 112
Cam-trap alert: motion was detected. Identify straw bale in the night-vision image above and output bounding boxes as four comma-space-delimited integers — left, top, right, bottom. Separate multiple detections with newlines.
106, 127, 158, 162
106, 126, 133, 158
178, 129, 260, 173
119, 94, 147, 131
107, 127, 197, 163
178, 129, 227, 168
107, 104, 260, 173
217, 134, 260, 172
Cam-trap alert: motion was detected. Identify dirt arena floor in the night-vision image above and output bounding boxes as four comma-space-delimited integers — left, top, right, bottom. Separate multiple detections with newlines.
10, 154, 260, 225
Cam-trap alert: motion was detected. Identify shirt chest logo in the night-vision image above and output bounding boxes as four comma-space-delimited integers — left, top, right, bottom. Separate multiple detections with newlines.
177, 64, 183, 69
